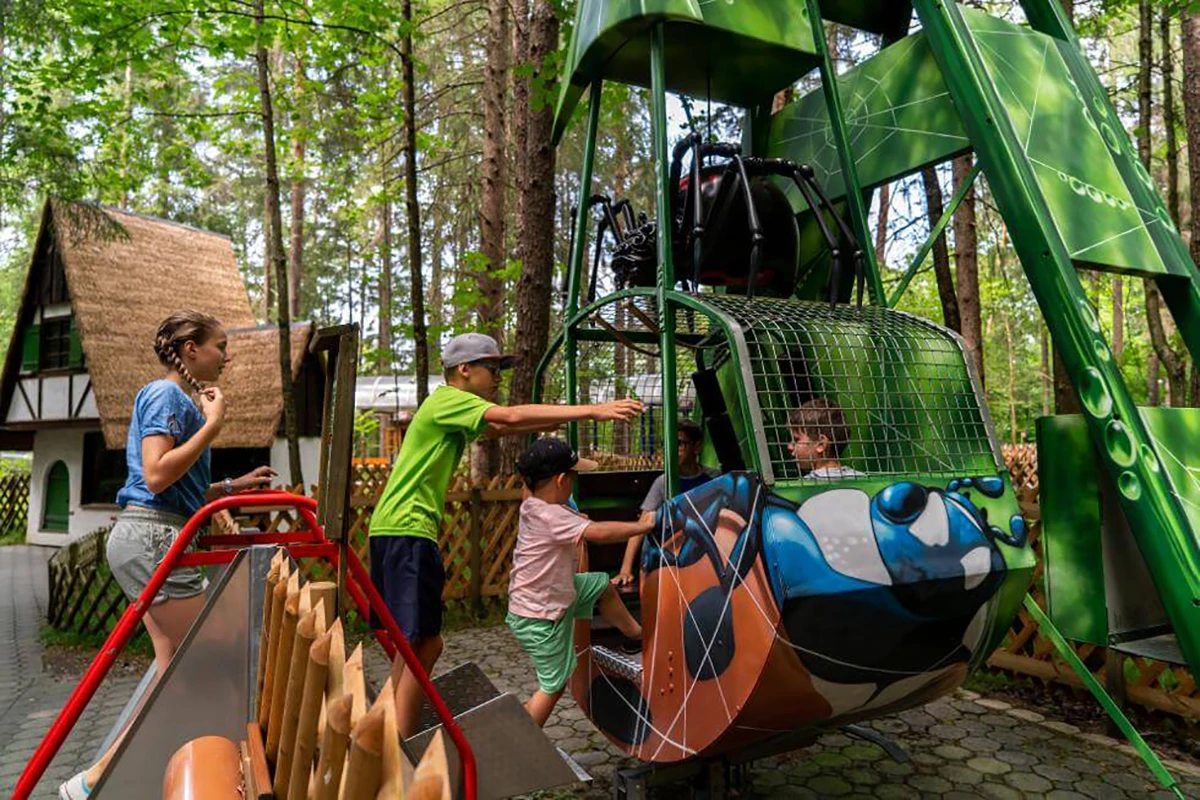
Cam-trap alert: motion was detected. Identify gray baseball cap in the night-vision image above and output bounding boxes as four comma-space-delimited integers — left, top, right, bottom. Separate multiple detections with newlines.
442, 333, 519, 369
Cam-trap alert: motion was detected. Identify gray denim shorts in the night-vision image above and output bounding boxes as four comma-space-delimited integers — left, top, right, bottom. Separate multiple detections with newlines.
106, 508, 208, 604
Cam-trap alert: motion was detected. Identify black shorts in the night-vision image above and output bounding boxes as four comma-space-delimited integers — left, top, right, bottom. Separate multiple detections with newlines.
369, 535, 446, 643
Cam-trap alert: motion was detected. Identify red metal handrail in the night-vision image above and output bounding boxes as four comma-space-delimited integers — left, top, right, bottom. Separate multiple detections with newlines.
13, 492, 478, 800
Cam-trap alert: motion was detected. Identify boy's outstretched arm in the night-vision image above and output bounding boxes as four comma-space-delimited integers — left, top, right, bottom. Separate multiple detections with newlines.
482, 399, 644, 437
583, 515, 655, 544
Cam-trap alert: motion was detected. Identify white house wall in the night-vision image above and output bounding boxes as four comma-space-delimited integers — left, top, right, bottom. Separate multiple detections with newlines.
270, 436, 322, 491
26, 428, 120, 547
5, 374, 98, 424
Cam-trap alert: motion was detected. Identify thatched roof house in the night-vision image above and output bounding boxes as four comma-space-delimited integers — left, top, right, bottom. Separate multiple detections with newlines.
0, 199, 324, 545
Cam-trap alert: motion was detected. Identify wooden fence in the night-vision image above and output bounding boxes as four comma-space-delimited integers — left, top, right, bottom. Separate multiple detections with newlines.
46, 528, 134, 640
43, 453, 1197, 724
0, 472, 30, 537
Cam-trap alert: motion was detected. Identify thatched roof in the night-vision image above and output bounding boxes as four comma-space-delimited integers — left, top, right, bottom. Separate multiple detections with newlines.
6, 199, 313, 449
219, 323, 314, 448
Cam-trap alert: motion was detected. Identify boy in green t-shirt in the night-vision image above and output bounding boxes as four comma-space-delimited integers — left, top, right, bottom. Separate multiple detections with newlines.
370, 332, 644, 737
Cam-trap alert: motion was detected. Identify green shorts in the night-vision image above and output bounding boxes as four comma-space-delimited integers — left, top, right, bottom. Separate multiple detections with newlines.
506, 572, 610, 694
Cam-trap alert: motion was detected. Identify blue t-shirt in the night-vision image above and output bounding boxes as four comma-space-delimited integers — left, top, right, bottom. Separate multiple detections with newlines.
115, 380, 211, 518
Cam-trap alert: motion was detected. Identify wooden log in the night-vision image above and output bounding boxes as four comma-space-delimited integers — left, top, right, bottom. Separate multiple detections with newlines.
162, 736, 242, 800
244, 723, 273, 800
369, 678, 408, 799
273, 602, 326, 799
306, 581, 337, 630
255, 552, 284, 716
342, 705, 385, 800
312, 694, 352, 800
345, 643, 368, 728
266, 572, 302, 759
410, 729, 452, 800
318, 619, 345, 742
258, 561, 292, 727
285, 627, 332, 800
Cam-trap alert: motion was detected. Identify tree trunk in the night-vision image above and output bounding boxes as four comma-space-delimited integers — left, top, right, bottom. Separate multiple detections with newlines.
1004, 315, 1017, 443
254, 0, 303, 486
379, 192, 394, 371
952, 154, 983, 388
473, 0, 511, 479
402, 0, 429, 402
875, 182, 890, 267
1185, 13, 1200, 271
289, 55, 306, 321
1147, 282, 1188, 405
510, 0, 530, 258
263, 191, 273, 319
1148, 350, 1161, 406
1163, 12, 1181, 227
920, 166, 961, 333
478, 0, 509, 344
507, 0, 560, 410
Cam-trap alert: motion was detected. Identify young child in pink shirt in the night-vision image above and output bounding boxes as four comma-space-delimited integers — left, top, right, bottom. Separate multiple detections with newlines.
507, 437, 652, 726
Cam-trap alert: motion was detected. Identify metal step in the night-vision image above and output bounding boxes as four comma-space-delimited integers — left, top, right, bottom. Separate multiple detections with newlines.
1111, 633, 1186, 665
592, 645, 644, 682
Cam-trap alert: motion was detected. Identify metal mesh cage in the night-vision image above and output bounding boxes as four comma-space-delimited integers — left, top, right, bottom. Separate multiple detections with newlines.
540, 293, 725, 471
699, 295, 1000, 484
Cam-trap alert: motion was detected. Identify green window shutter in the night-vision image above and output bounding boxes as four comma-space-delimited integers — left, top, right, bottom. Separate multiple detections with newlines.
20, 324, 39, 373
43, 461, 70, 532
68, 317, 84, 369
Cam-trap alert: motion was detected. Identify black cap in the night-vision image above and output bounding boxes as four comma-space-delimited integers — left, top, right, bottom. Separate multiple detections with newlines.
516, 437, 599, 484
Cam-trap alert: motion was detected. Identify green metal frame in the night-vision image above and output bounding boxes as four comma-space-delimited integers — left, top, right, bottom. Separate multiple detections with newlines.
803, 0, 885, 305
543, 4, 1200, 781
531, 287, 772, 481
913, 0, 1200, 676
888, 163, 981, 308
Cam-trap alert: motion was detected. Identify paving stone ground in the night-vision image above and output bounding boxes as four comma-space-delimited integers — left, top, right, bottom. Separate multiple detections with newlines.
1, 545, 1197, 799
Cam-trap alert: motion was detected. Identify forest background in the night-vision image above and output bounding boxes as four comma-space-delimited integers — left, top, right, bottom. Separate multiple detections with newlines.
0, 0, 1198, 477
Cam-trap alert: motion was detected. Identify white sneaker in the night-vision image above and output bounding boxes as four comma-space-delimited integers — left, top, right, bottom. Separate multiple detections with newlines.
58, 771, 91, 799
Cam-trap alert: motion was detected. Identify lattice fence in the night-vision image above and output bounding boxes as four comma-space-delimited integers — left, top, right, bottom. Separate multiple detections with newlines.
0, 472, 30, 537
46, 528, 137, 641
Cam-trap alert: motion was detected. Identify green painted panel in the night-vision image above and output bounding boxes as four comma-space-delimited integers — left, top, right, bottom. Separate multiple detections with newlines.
766, 33, 970, 210
1037, 415, 1108, 646
961, 9, 1167, 275
1137, 408, 1200, 555
554, 0, 818, 142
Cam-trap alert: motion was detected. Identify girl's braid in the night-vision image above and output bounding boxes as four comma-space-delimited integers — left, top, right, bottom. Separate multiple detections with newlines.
153, 311, 220, 395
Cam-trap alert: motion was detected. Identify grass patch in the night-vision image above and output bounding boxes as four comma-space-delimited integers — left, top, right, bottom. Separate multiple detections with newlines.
0, 525, 25, 547
41, 624, 153, 657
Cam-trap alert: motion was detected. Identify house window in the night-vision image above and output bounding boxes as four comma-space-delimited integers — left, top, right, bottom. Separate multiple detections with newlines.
40, 318, 72, 370
81, 432, 126, 506
43, 461, 70, 532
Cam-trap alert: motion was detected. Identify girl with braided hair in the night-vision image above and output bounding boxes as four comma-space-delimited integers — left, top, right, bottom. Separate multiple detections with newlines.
60, 311, 275, 799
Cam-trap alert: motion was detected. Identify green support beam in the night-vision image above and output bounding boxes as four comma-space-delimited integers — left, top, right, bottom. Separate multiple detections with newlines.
1022, 597, 1184, 798
650, 23, 681, 497
912, 0, 1200, 674
888, 163, 981, 309
563, 81, 603, 450
804, 0, 886, 306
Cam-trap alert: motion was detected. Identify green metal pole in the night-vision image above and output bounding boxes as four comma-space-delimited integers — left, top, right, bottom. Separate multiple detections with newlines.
650, 24, 680, 497
888, 163, 981, 308
564, 80, 603, 451
913, 0, 1200, 674
1022, 596, 1184, 798
804, 0, 886, 306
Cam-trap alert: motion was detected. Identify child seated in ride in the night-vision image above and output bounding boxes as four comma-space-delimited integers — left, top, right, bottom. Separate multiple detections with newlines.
788, 398, 865, 479
508, 437, 653, 726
